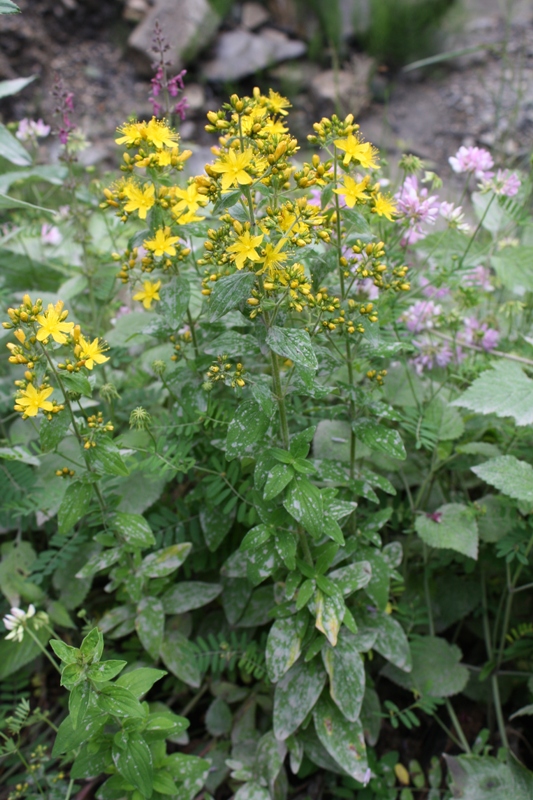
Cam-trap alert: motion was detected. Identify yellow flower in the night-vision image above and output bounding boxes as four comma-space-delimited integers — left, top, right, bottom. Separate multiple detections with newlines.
144, 227, 181, 257
145, 118, 179, 149
115, 121, 147, 147
35, 302, 74, 344
171, 183, 208, 222
210, 148, 255, 192
334, 135, 379, 169
15, 384, 54, 417
258, 239, 288, 277
77, 335, 109, 370
263, 118, 288, 136
133, 280, 161, 309
123, 181, 155, 220
372, 192, 397, 221
267, 89, 291, 116
334, 175, 370, 208
227, 231, 264, 270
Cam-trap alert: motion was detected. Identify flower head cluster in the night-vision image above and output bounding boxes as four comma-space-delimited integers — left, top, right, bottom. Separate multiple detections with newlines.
439, 201, 470, 233
449, 145, 494, 180
459, 317, 499, 351
481, 169, 521, 198
148, 21, 189, 119
400, 299, 442, 333
395, 176, 440, 244
52, 76, 77, 148
16, 118, 50, 142
3, 605, 49, 642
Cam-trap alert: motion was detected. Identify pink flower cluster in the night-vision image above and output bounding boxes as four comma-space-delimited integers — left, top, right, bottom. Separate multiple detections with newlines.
400, 299, 442, 333
16, 118, 50, 142
150, 66, 189, 120
449, 146, 494, 180
52, 77, 76, 145
395, 176, 440, 245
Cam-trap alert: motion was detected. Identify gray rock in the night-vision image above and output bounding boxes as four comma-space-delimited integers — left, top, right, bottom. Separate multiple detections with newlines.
310, 56, 374, 117
129, 0, 221, 75
183, 83, 206, 114
202, 28, 306, 82
241, 1, 270, 30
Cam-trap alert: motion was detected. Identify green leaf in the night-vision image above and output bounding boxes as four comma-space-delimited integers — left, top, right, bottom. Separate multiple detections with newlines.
382, 636, 468, 697
52, 709, 108, 756
353, 419, 406, 460
472, 456, 533, 503
0, 164, 67, 194
58, 482, 93, 535
39, 411, 70, 452
159, 276, 190, 329
70, 744, 110, 780
135, 597, 164, 660
113, 512, 156, 548
290, 426, 316, 458
0, 123, 31, 165
234, 784, 270, 800
264, 463, 294, 500
373, 613, 412, 671
322, 633, 365, 722
240, 524, 272, 551
226, 400, 270, 460
76, 547, 121, 578
445, 754, 533, 800
87, 660, 127, 683
116, 667, 167, 698
161, 582, 222, 613
266, 326, 318, 370
491, 245, 533, 293
329, 561, 372, 596
266, 613, 307, 682
199, 503, 235, 551
49, 639, 79, 664
80, 628, 104, 662
284, 476, 323, 538
209, 271, 256, 320
415, 503, 479, 559
112, 731, 153, 798
0, 0, 20, 12
138, 543, 192, 577
313, 589, 345, 646
61, 372, 93, 397
452, 362, 533, 427
205, 697, 233, 737
160, 630, 202, 688
0, 75, 35, 98
0, 445, 40, 466
273, 658, 327, 740
87, 440, 129, 477
96, 685, 146, 717
313, 695, 368, 782
0, 193, 54, 212
104, 311, 157, 347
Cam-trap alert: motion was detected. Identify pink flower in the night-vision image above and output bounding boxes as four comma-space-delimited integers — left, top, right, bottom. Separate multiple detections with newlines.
439, 201, 470, 233
460, 317, 499, 351
400, 299, 441, 333
41, 224, 62, 246
488, 169, 521, 197
464, 265, 494, 292
16, 118, 51, 142
355, 278, 380, 300
449, 146, 494, 180
395, 176, 440, 245
419, 276, 450, 299
411, 335, 456, 374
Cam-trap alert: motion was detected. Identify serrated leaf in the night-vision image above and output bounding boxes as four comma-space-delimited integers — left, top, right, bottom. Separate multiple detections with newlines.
273, 658, 326, 740
445, 754, 533, 800
452, 362, 533, 427
353, 419, 406, 460
113, 512, 155, 548
415, 503, 479, 559
472, 455, 533, 503
135, 597, 164, 660
313, 695, 368, 782
323, 632, 365, 722
266, 326, 318, 370
382, 636, 468, 697
209, 271, 256, 320
226, 400, 270, 460
57, 482, 93, 534
161, 581, 222, 613
266, 613, 307, 682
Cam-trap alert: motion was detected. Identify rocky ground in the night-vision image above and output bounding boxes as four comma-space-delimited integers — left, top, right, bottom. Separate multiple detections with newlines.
1, 0, 533, 180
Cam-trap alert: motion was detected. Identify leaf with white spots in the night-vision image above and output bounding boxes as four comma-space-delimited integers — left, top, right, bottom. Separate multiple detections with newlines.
135, 596, 164, 660
226, 400, 270, 461
160, 630, 202, 688
313, 695, 369, 783
138, 543, 192, 578
273, 658, 326, 741
373, 613, 412, 672
313, 589, 345, 646
353, 419, 406, 460
322, 633, 366, 722
113, 512, 156, 548
266, 612, 308, 682
328, 561, 372, 597
284, 476, 323, 538
234, 783, 270, 800
112, 731, 153, 799
162, 582, 223, 613
415, 503, 479, 560
58, 482, 93, 534
266, 326, 318, 370
75, 547, 121, 579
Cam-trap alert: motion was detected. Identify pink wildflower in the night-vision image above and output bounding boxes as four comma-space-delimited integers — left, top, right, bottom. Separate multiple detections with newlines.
449, 146, 494, 180
419, 276, 450, 300
439, 201, 470, 233
460, 317, 499, 351
487, 169, 521, 198
463, 266, 494, 292
400, 299, 441, 333
16, 118, 50, 142
411, 335, 456, 374
395, 176, 440, 245
41, 224, 62, 246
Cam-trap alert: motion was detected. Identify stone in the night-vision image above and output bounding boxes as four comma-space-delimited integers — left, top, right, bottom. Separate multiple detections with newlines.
128, 0, 221, 75
241, 1, 270, 30
310, 55, 374, 118
202, 28, 306, 82
123, 0, 150, 23
183, 83, 205, 114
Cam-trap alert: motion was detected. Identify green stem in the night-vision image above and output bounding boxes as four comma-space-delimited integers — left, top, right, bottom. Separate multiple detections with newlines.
459, 193, 495, 268
269, 347, 290, 450
26, 627, 61, 673
446, 700, 472, 754
481, 568, 508, 747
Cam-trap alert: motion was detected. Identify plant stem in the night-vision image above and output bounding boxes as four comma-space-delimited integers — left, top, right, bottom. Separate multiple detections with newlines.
26, 627, 61, 673
269, 346, 290, 450
446, 700, 472, 754
459, 193, 495, 268
481, 568, 508, 747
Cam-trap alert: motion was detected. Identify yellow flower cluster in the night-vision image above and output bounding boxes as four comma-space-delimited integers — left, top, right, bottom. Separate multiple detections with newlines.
2, 296, 109, 420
